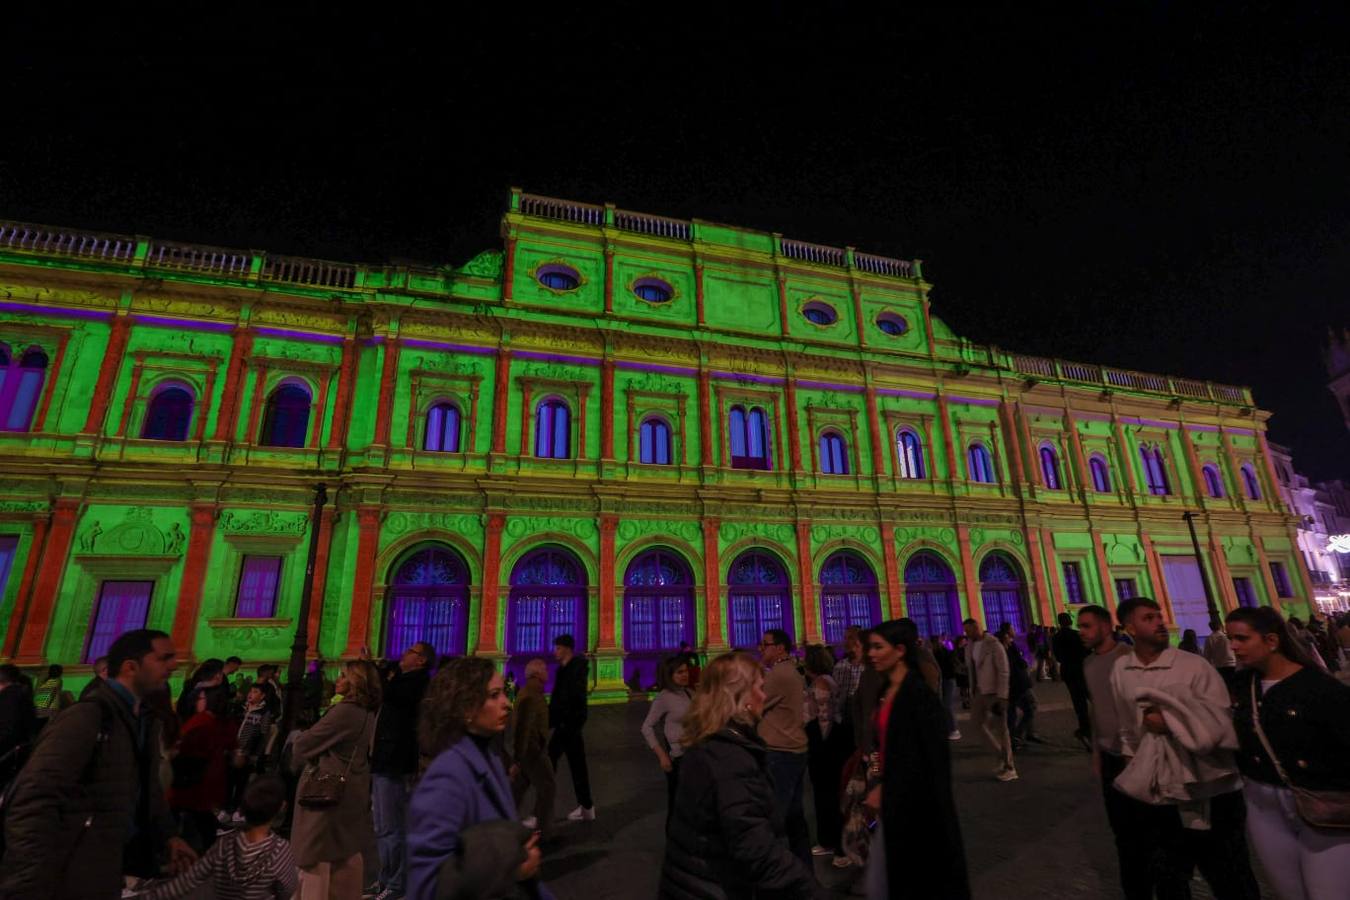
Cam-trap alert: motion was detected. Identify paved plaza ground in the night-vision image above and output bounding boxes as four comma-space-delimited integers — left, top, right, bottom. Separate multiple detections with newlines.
536, 681, 1275, 899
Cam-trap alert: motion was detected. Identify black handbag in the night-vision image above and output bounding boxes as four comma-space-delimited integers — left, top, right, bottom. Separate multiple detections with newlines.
1249, 679, 1350, 829
298, 714, 368, 809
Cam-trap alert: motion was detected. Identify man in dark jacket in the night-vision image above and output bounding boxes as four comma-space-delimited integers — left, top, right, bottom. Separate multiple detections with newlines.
0, 663, 36, 785
548, 634, 594, 821
1051, 612, 1092, 749
1, 628, 197, 899
369, 640, 433, 900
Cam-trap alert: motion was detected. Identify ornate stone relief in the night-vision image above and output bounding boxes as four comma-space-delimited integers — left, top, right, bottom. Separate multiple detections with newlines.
220, 510, 310, 536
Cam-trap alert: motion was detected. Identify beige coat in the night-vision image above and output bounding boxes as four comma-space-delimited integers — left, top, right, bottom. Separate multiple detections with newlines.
965, 633, 1010, 699
289, 700, 377, 868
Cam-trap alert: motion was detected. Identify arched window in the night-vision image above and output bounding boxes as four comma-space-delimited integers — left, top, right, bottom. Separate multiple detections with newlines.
1140, 444, 1171, 496
534, 398, 571, 459
819, 552, 880, 643
1240, 464, 1262, 501
1039, 444, 1063, 490
728, 404, 771, 470
979, 552, 1028, 636
1202, 464, 1225, 499
639, 416, 672, 465
727, 550, 791, 648
507, 546, 587, 685
423, 402, 461, 452
141, 383, 194, 442
896, 429, 926, 479
967, 442, 995, 483
385, 544, 470, 659
259, 382, 311, 448
904, 551, 960, 639
819, 431, 848, 475
1089, 455, 1112, 493
0, 344, 48, 432
623, 548, 695, 688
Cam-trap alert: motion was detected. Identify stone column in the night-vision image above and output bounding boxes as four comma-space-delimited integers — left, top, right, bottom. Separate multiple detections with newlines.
702, 518, 725, 649
170, 503, 218, 657
83, 313, 132, 435
491, 350, 512, 454
956, 524, 983, 627
1140, 533, 1176, 624
213, 325, 254, 442
15, 498, 81, 663
476, 514, 507, 653
597, 515, 618, 650
2, 515, 49, 659
325, 335, 358, 450
342, 506, 382, 657
796, 522, 818, 644
372, 338, 402, 449
1090, 530, 1117, 616
879, 522, 903, 618
306, 505, 338, 654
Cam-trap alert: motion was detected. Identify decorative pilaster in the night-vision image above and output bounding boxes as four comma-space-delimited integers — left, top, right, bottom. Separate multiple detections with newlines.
864, 385, 886, 480
2, 516, 49, 659
243, 363, 269, 446
15, 498, 81, 663
600, 359, 615, 460
372, 337, 402, 448
1090, 530, 1117, 615
938, 393, 959, 482
1252, 536, 1284, 614
517, 384, 534, 456
476, 513, 507, 653
1254, 430, 1284, 511
603, 246, 615, 314
694, 259, 706, 327
796, 522, 819, 644
502, 234, 518, 301
956, 524, 983, 627
115, 358, 145, 437
1036, 528, 1064, 620
1022, 526, 1054, 625
702, 517, 725, 649
1207, 533, 1238, 612
1178, 425, 1205, 502
213, 325, 253, 442
784, 378, 802, 473
997, 399, 1026, 495
83, 313, 131, 435
170, 503, 218, 656
32, 333, 69, 432
1111, 415, 1138, 498
697, 367, 714, 469
305, 505, 337, 654
777, 274, 791, 338
598, 515, 618, 650
1063, 411, 1089, 499
491, 350, 512, 454
1139, 532, 1175, 624
879, 522, 903, 617
326, 336, 358, 449
342, 506, 382, 657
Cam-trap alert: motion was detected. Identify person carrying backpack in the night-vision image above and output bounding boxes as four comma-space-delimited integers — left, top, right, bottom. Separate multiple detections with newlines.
0, 629, 198, 899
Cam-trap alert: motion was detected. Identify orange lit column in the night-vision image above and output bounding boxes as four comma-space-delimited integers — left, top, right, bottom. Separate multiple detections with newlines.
1252, 536, 1284, 614
937, 393, 959, 483
998, 399, 1028, 494
702, 518, 725, 649
598, 514, 618, 651
603, 246, 615, 315
698, 367, 714, 469
1179, 426, 1206, 502
517, 384, 534, 456
242, 363, 270, 446
326, 336, 357, 450
372, 338, 402, 448
879, 522, 903, 617
694, 260, 706, 327
32, 333, 69, 432
600, 359, 615, 460
1112, 415, 1138, 498
1090, 530, 1117, 616
83, 313, 132, 435
1064, 411, 1089, 498
306, 505, 337, 653
502, 233, 518, 301
1207, 533, 1238, 612
114, 357, 144, 436
15, 498, 81, 663
796, 522, 819, 644
213, 325, 254, 442
1036, 528, 1064, 621
864, 385, 886, 481
343, 506, 382, 657
2, 515, 49, 659
784, 378, 803, 473
1140, 533, 1176, 624
777, 274, 791, 338
476, 513, 507, 653
491, 350, 512, 453
956, 524, 983, 627
1254, 430, 1285, 511
170, 503, 218, 657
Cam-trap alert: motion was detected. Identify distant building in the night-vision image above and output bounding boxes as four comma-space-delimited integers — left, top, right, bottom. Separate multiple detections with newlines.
1269, 443, 1349, 612
1327, 328, 1350, 434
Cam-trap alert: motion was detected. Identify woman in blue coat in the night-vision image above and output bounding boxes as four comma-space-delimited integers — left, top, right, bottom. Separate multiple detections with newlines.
407, 657, 552, 900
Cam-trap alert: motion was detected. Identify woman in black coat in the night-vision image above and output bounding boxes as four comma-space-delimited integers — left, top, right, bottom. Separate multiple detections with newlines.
659, 651, 817, 900
864, 620, 970, 900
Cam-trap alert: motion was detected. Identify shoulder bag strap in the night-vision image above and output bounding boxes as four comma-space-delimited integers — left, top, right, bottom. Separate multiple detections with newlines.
340, 712, 371, 779
1249, 678, 1294, 788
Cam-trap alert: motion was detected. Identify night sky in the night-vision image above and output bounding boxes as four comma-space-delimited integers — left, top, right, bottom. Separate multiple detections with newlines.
7, 4, 1350, 478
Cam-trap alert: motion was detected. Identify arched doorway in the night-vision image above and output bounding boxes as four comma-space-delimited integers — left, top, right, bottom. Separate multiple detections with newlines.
384, 544, 470, 659
622, 548, 695, 690
904, 551, 960, 639
818, 551, 881, 644
727, 550, 792, 649
979, 552, 1029, 636
506, 546, 588, 685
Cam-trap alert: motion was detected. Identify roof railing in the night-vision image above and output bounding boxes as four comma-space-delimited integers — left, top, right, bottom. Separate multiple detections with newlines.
1011, 353, 1252, 405
518, 193, 605, 226
147, 240, 253, 277
614, 208, 691, 241
853, 251, 913, 278
262, 255, 358, 289
778, 237, 846, 268
0, 220, 138, 262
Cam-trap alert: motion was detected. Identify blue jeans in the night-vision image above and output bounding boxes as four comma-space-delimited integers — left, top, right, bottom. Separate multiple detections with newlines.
765, 750, 811, 869
372, 773, 411, 895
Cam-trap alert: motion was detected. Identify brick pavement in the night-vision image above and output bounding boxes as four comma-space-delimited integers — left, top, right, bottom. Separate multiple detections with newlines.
538, 681, 1275, 899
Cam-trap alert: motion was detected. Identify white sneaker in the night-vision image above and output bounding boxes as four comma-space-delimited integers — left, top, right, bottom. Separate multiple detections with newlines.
997, 768, 1019, 782
947, 730, 962, 741
811, 845, 831, 856
521, 816, 538, 830
566, 805, 596, 821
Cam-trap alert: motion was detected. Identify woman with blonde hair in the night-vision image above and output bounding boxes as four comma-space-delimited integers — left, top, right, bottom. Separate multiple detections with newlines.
290, 659, 381, 899
659, 651, 816, 899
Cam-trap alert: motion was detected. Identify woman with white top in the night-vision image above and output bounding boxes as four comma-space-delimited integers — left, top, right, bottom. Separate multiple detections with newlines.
640, 655, 693, 829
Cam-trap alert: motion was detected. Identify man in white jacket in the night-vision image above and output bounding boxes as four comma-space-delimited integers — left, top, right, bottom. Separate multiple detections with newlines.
962, 618, 1016, 781
1109, 597, 1259, 900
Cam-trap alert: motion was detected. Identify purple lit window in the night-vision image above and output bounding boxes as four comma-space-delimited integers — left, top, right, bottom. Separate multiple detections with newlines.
0, 535, 17, 603
385, 545, 469, 659
506, 547, 586, 683
819, 431, 848, 475
1202, 464, 1225, 499
534, 399, 571, 459
639, 417, 671, 465
819, 552, 880, 644
803, 303, 837, 326
0, 344, 48, 432
1039, 445, 1062, 490
1240, 465, 1262, 501
260, 383, 311, 448
729, 405, 771, 470
979, 552, 1027, 636
904, 551, 960, 639
967, 443, 995, 483
141, 384, 194, 441
424, 402, 461, 452
234, 556, 282, 618
1268, 561, 1293, 598
727, 550, 791, 648
1062, 561, 1085, 604
1140, 445, 1171, 495
896, 430, 925, 479
85, 580, 152, 663
1114, 578, 1137, 602
1089, 455, 1111, 492
1232, 576, 1258, 608
623, 549, 694, 687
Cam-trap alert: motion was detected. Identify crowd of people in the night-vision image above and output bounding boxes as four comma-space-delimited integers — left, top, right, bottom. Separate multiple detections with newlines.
0, 604, 1346, 900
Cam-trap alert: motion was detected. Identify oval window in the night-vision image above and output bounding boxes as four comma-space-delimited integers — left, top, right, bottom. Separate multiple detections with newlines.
633, 278, 673, 303
537, 264, 581, 291
877, 313, 909, 336
802, 302, 837, 326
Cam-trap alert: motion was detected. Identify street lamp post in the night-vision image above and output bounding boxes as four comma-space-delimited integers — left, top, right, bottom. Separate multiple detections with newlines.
282, 482, 327, 739
1182, 510, 1220, 624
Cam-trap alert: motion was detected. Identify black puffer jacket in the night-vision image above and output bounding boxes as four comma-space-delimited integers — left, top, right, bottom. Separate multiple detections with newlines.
659, 724, 815, 900
371, 667, 430, 775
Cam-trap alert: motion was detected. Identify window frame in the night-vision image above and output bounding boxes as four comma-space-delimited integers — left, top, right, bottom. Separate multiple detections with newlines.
0, 342, 49, 433
258, 378, 314, 448
1039, 443, 1063, 490
1088, 454, 1112, 493
1062, 560, 1085, 605
1202, 463, 1225, 499
423, 400, 463, 453
533, 396, 572, 459
967, 441, 996, 483
140, 380, 197, 443
728, 403, 773, 470
638, 414, 673, 466
233, 555, 284, 618
818, 429, 849, 475
896, 428, 926, 480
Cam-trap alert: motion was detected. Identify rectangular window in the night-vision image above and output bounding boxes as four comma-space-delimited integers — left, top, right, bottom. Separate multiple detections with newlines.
1062, 562, 1085, 604
0, 535, 17, 602
1232, 576, 1258, 608
1114, 577, 1137, 602
235, 556, 283, 618
86, 580, 153, 663
1268, 561, 1293, 598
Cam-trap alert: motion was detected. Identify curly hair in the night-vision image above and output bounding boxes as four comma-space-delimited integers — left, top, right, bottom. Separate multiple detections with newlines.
419, 656, 497, 758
